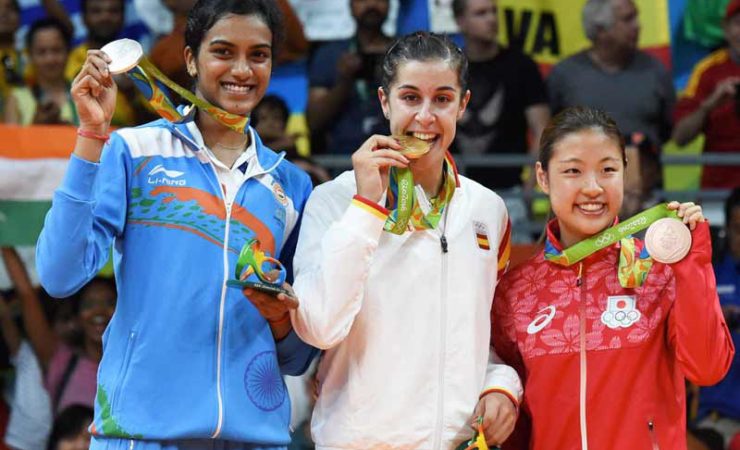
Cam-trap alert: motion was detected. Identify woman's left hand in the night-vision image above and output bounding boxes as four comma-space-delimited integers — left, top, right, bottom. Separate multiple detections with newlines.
243, 282, 299, 339
471, 392, 518, 447
667, 201, 705, 230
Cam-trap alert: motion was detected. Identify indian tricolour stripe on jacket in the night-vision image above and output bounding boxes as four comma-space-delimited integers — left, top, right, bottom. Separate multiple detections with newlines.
0, 125, 77, 245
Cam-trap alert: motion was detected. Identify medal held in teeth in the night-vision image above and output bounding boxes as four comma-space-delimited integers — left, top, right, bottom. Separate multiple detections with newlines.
100, 39, 251, 134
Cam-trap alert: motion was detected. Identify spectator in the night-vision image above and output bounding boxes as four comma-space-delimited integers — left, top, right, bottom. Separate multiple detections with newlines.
547, 0, 675, 149
672, 0, 740, 190
306, 0, 392, 154
253, 95, 330, 188
3, 18, 76, 126
695, 188, 740, 447
452, 0, 550, 192
45, 405, 92, 450
46, 0, 152, 126
253, 94, 299, 155
36, 0, 317, 446
1, 248, 113, 415
148, 0, 197, 89
63, 0, 125, 80
0, 287, 53, 450
0, 0, 22, 116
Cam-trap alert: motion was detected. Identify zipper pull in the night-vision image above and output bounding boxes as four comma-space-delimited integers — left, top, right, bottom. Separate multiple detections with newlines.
440, 235, 448, 253
576, 262, 583, 287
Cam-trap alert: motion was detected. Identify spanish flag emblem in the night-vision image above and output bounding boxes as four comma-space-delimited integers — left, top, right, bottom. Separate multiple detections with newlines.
476, 231, 490, 250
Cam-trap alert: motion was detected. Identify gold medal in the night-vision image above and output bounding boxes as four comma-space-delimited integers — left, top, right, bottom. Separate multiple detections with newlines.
394, 135, 431, 160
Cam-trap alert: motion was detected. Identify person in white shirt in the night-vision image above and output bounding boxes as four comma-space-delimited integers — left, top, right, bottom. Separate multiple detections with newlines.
289, 31, 522, 449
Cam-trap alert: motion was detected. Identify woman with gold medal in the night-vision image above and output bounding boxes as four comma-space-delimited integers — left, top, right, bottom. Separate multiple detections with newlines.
289, 32, 521, 449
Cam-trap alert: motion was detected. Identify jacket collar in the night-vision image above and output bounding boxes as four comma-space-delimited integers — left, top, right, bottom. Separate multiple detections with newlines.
165, 105, 285, 174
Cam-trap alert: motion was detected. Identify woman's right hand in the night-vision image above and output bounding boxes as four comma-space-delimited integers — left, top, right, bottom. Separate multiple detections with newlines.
71, 50, 117, 133
352, 135, 408, 203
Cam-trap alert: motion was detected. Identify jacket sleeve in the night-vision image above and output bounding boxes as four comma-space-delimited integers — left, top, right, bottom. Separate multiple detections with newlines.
35, 134, 129, 298
480, 214, 522, 404
275, 177, 319, 376
291, 189, 387, 350
667, 221, 735, 385
492, 276, 531, 449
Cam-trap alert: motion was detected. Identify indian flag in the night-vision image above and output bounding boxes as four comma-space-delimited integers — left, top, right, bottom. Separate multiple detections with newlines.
0, 125, 76, 246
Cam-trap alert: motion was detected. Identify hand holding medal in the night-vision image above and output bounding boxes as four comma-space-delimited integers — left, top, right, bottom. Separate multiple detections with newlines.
646, 201, 704, 264
99, 38, 251, 133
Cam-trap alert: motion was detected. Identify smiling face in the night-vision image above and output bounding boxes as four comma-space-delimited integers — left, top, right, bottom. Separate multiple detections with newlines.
379, 59, 470, 176
536, 128, 625, 247
184, 13, 272, 117
78, 280, 116, 346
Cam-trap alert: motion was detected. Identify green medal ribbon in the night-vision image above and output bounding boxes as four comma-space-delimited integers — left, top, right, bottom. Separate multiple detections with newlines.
544, 203, 680, 288
454, 416, 499, 450
383, 153, 456, 235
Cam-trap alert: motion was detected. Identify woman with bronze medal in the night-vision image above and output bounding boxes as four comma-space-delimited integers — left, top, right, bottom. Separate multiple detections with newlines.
492, 107, 735, 449
35, 0, 317, 448
288, 32, 521, 449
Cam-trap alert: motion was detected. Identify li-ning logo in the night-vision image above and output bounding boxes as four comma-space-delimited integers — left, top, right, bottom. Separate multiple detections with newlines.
147, 164, 186, 186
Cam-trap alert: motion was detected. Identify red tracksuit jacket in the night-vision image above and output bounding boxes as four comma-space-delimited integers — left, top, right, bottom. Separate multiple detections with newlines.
492, 220, 735, 450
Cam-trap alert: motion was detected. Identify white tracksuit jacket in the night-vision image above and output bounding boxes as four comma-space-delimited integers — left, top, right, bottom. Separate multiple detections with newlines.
291, 169, 523, 450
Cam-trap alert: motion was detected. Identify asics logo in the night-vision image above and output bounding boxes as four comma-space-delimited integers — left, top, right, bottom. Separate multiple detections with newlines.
148, 164, 184, 178
594, 233, 614, 247
527, 306, 557, 334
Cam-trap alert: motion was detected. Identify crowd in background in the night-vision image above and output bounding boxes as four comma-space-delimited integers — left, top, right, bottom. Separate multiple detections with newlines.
0, 0, 738, 449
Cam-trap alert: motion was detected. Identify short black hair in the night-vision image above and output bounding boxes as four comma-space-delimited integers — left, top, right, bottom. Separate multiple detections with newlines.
80, 0, 125, 16
25, 17, 72, 51
451, 0, 469, 18
7, 0, 19, 13
254, 94, 290, 125
185, 0, 283, 59
46, 404, 94, 450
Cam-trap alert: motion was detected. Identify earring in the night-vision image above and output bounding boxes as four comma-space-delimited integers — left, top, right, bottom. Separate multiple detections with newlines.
188, 67, 197, 77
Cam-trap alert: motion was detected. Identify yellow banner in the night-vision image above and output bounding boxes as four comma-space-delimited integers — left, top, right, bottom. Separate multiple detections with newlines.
497, 0, 670, 66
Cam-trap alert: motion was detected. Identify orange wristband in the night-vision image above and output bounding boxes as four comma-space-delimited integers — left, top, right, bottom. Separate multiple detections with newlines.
77, 128, 110, 143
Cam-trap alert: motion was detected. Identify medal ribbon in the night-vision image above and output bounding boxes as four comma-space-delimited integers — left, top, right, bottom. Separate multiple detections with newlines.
125, 57, 250, 134
544, 203, 680, 288
383, 153, 456, 234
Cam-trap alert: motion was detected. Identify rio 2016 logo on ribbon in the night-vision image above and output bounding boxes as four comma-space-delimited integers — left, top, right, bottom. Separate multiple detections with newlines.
594, 233, 614, 248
